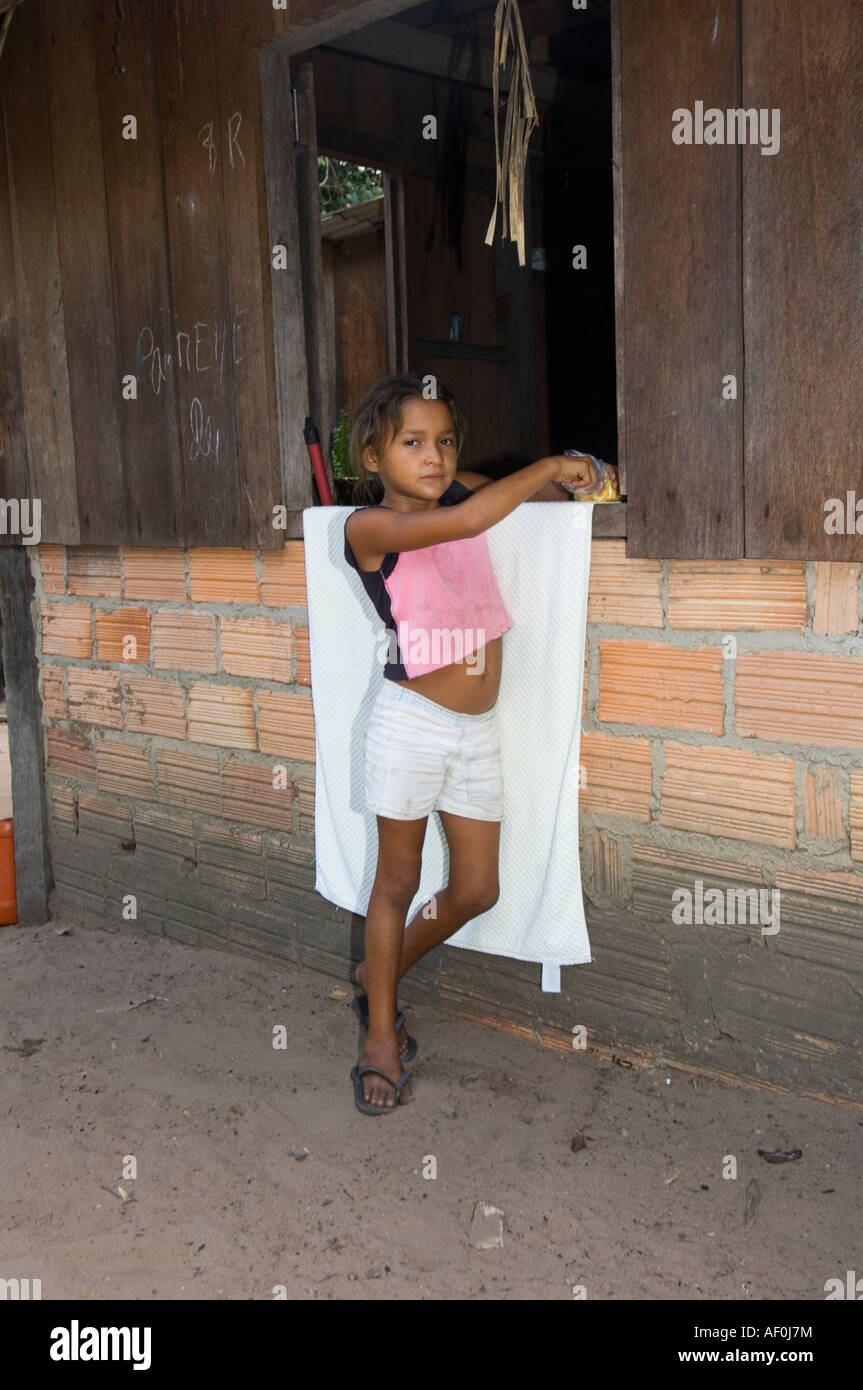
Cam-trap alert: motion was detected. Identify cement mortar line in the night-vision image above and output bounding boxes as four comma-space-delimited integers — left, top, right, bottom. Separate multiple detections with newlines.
589, 622, 863, 652
48, 771, 863, 880
576, 818, 863, 887
51, 799, 306, 847
580, 720, 863, 763
579, 807, 862, 862
38, 586, 863, 648
38, 657, 312, 699
42, 702, 863, 768
43, 720, 314, 774
37, 595, 312, 625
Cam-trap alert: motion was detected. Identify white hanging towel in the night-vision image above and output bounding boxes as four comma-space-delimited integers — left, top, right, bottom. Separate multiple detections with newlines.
302, 501, 595, 988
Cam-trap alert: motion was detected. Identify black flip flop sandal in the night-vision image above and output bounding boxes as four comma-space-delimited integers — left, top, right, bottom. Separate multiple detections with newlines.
352, 992, 418, 1063
350, 1064, 412, 1116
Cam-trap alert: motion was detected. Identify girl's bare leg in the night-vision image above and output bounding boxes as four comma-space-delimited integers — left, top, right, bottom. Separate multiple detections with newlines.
400, 811, 501, 972
356, 813, 501, 1063
357, 813, 428, 1109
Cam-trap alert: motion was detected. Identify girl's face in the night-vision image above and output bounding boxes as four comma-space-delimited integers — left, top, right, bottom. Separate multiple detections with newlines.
365, 397, 458, 503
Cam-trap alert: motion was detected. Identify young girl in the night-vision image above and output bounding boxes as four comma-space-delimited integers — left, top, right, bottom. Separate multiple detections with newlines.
343, 373, 611, 1115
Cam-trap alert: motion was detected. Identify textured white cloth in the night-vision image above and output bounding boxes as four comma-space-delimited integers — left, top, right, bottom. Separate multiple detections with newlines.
302, 501, 595, 988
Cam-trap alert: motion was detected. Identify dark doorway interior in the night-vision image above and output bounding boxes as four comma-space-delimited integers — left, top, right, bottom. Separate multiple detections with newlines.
301, 0, 616, 481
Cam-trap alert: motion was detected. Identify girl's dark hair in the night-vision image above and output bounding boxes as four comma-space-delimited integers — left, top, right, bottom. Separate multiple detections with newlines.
348, 373, 468, 505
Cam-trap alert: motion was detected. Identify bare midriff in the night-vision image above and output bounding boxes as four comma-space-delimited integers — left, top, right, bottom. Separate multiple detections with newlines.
393, 634, 502, 714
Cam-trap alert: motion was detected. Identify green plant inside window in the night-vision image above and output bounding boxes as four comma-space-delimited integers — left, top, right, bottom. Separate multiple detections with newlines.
318, 158, 383, 217
331, 410, 353, 479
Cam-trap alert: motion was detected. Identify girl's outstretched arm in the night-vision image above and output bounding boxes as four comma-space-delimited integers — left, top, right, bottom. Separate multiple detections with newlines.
456, 468, 620, 502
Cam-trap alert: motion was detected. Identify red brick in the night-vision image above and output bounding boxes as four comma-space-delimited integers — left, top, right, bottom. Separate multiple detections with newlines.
850, 770, 863, 862
295, 775, 315, 836
667, 561, 808, 629
222, 758, 295, 829
67, 547, 122, 598
47, 729, 96, 781
257, 691, 315, 760
78, 793, 133, 841
803, 766, 846, 841
579, 732, 652, 821
96, 739, 155, 800
260, 542, 306, 607
94, 608, 151, 663
38, 545, 65, 594
50, 785, 78, 825
41, 665, 67, 720
295, 626, 311, 685
736, 652, 863, 747
812, 562, 860, 636
188, 683, 257, 749
123, 675, 186, 740
67, 668, 123, 728
598, 640, 725, 734
189, 548, 259, 604
122, 547, 187, 601
42, 601, 92, 658
151, 610, 218, 672
156, 748, 221, 815
587, 541, 663, 626
219, 617, 293, 682
660, 742, 796, 848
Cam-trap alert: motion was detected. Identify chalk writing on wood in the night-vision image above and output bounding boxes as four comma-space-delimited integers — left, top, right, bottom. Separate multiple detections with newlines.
134, 309, 247, 395
197, 112, 245, 178
189, 397, 220, 468
134, 308, 246, 474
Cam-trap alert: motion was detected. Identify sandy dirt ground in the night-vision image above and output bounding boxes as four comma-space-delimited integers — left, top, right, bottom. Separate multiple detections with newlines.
1, 916, 861, 1301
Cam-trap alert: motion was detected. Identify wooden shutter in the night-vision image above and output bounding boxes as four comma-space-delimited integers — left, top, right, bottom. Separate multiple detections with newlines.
742, 0, 862, 560
1, 0, 290, 547
616, 0, 743, 560
615, 0, 861, 560
293, 61, 337, 502
0, 0, 80, 545
259, 44, 316, 518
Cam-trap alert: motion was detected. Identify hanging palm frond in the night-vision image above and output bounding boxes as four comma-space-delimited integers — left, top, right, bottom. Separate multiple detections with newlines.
484, 0, 539, 267
0, 0, 28, 64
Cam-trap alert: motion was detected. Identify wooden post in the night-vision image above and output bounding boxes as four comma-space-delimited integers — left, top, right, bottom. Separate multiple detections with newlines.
383, 170, 409, 374
293, 60, 336, 495
0, 547, 51, 924
259, 43, 315, 518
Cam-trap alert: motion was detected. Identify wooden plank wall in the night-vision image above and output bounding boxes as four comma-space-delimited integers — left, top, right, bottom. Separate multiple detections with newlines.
0, 0, 287, 548
0, 79, 28, 519
619, 0, 743, 560
46, 0, 126, 543
93, 0, 184, 546
322, 229, 389, 420
1, 0, 80, 545
742, 0, 863, 560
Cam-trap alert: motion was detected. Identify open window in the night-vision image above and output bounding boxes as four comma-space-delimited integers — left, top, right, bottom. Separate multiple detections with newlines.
263, 0, 622, 534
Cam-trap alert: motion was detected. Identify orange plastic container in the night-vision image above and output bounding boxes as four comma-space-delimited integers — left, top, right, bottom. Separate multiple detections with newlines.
0, 819, 18, 926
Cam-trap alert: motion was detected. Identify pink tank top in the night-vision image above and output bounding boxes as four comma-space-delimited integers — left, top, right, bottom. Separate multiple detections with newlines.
344, 478, 514, 679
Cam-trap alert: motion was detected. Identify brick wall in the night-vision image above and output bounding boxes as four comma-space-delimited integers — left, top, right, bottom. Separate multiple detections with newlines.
31, 542, 863, 1099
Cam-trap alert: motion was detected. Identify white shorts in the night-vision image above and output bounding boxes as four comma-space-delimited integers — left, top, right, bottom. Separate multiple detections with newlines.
364, 679, 504, 822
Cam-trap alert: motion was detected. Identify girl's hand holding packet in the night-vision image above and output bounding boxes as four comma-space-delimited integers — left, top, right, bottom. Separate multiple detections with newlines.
560, 449, 620, 502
